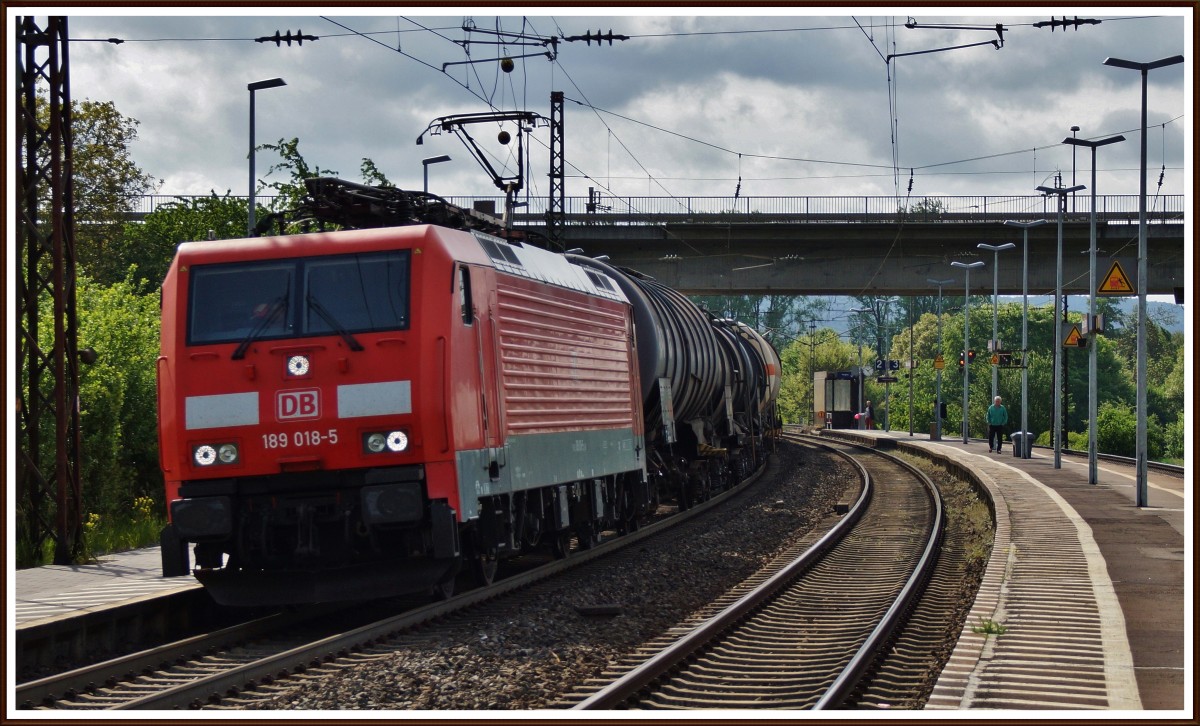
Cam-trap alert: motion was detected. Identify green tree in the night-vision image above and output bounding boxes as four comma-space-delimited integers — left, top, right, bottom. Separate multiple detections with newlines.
114, 193, 248, 285
49, 97, 161, 283
898, 197, 946, 221
777, 328, 863, 424
1094, 401, 1137, 457
881, 300, 1088, 442
360, 158, 395, 188
690, 295, 829, 340
1162, 420, 1184, 461
75, 272, 163, 512
19, 271, 162, 567
258, 137, 341, 222
256, 137, 395, 234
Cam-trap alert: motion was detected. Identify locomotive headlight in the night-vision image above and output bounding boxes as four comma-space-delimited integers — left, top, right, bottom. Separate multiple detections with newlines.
386, 430, 409, 452
366, 433, 388, 453
217, 443, 240, 464
194, 445, 217, 466
364, 430, 409, 454
287, 354, 310, 377
193, 442, 239, 467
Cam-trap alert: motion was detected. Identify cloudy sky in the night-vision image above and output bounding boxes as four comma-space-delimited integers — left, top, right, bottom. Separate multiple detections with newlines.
32, 8, 1191, 207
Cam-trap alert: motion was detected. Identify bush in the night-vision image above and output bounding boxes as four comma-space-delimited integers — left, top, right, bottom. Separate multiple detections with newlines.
1162, 419, 1184, 462
19, 273, 163, 567
1095, 402, 1136, 458
74, 272, 163, 518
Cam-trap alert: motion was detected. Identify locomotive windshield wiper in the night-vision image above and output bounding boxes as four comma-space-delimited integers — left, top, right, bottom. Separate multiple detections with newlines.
306, 294, 364, 352
231, 295, 287, 360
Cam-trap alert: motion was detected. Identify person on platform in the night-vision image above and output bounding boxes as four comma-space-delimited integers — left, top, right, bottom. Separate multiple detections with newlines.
864, 400, 874, 430
987, 395, 1009, 453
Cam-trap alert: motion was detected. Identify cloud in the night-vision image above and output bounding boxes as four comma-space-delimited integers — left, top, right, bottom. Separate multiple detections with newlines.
52, 11, 1189, 201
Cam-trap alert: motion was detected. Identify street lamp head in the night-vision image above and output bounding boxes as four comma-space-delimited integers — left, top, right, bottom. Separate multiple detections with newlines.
950, 260, 985, 270
1036, 184, 1086, 196
1003, 219, 1048, 229
248, 77, 287, 91
422, 154, 452, 166
927, 277, 955, 286
1062, 135, 1126, 148
977, 242, 1016, 253
1104, 55, 1185, 71
1070, 125, 1080, 133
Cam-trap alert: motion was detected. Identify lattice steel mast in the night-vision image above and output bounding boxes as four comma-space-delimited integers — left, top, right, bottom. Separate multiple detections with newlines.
17, 16, 83, 565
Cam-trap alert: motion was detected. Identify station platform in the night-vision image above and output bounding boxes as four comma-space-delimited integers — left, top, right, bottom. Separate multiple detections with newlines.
821, 428, 1187, 713
12, 546, 199, 629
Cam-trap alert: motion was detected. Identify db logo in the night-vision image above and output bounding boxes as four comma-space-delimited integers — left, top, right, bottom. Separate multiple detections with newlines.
277, 389, 320, 421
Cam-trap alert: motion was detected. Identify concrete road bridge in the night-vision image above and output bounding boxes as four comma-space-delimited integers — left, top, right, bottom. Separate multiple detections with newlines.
133, 193, 1186, 297
499, 194, 1187, 297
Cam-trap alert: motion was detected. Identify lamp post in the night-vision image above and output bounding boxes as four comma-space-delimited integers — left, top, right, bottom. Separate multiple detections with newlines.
1036, 182, 1086, 468
1103, 53, 1184, 507
808, 321, 817, 425
1070, 125, 1080, 213
950, 261, 984, 444
1002, 220, 1047, 459
1063, 133, 1126, 485
907, 300, 913, 436
247, 77, 286, 237
852, 307, 873, 424
977, 243, 1015, 401
927, 278, 954, 441
422, 154, 452, 194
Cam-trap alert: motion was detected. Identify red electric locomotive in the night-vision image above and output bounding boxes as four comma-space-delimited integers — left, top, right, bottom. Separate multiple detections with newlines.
158, 224, 649, 605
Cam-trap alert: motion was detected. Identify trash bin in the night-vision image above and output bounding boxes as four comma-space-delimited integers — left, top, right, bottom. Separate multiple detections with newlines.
856, 413, 866, 430
928, 421, 940, 441
1010, 431, 1030, 458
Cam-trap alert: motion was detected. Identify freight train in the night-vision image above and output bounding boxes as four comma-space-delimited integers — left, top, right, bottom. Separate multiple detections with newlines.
157, 179, 780, 606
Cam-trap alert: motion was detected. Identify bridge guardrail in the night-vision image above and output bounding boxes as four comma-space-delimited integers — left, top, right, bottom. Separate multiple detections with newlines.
126, 194, 1184, 226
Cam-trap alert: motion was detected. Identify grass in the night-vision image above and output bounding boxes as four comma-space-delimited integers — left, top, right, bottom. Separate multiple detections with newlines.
81, 496, 166, 562
972, 617, 1008, 636
17, 496, 166, 568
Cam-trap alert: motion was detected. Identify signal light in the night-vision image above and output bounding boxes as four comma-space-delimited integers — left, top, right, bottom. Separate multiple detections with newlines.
958, 351, 965, 368
967, 349, 976, 363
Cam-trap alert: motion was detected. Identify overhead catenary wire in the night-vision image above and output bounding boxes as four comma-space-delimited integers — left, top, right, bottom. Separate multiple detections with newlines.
80, 16, 1184, 200
71, 14, 1161, 44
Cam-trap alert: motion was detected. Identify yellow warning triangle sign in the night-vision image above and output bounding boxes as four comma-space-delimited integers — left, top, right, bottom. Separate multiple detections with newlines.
1098, 260, 1136, 295
1063, 324, 1083, 347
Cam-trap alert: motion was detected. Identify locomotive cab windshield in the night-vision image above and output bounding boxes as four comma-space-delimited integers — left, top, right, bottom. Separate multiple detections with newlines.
188, 249, 411, 348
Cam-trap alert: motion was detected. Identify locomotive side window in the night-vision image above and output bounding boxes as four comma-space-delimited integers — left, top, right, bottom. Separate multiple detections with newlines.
458, 265, 474, 325
189, 262, 293, 345
187, 251, 410, 346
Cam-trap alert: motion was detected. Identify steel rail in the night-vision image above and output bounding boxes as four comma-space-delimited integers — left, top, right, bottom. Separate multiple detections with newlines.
813, 438, 945, 709
573, 435, 944, 710
21, 459, 771, 711
573, 439, 873, 709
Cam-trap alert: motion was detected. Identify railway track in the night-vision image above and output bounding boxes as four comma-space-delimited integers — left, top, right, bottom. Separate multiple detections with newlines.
561, 436, 946, 710
17, 458, 770, 711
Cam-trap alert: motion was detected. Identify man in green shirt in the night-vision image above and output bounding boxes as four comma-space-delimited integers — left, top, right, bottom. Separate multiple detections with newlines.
987, 396, 1009, 453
